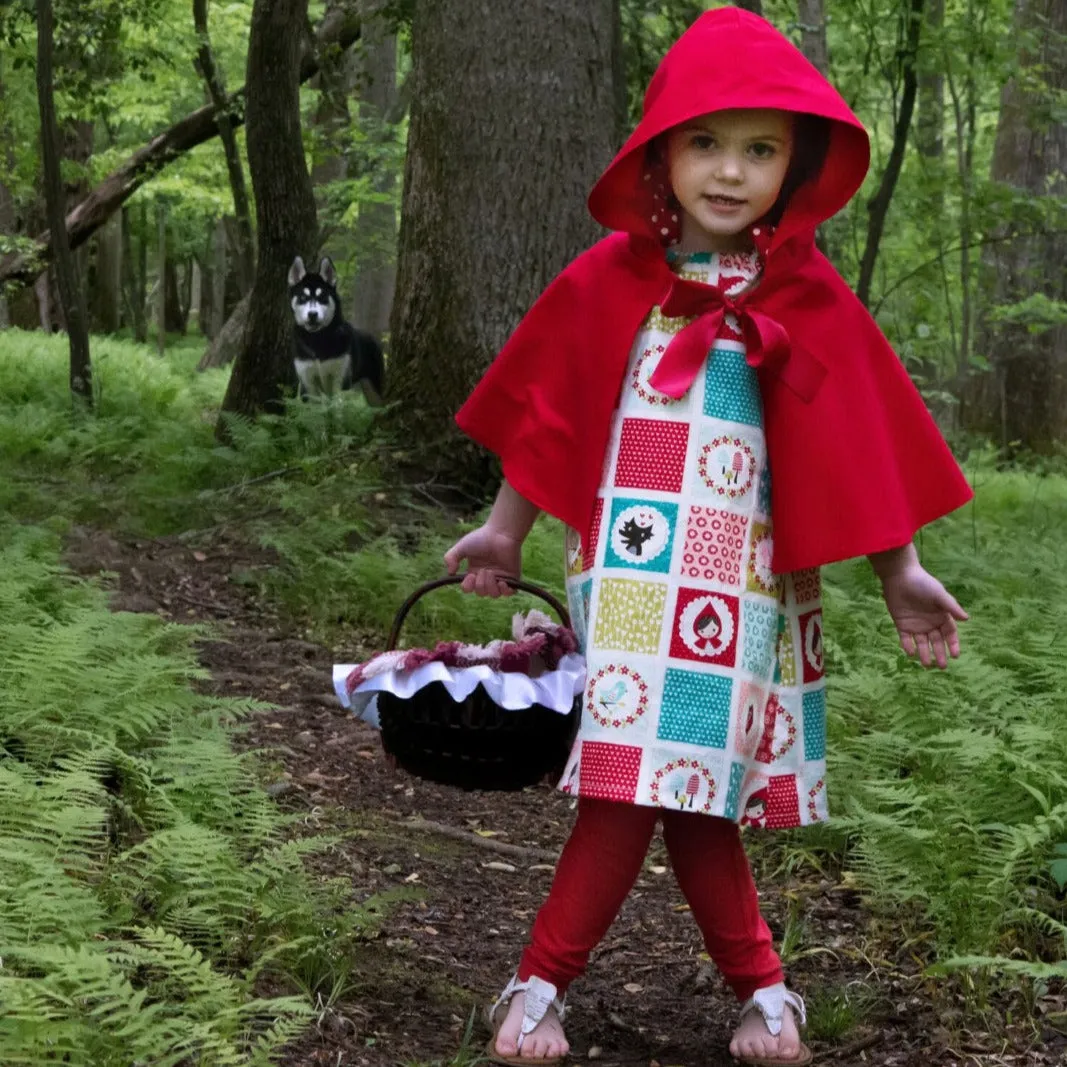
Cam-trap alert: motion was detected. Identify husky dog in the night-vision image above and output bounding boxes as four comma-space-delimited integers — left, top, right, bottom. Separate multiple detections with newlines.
288, 256, 385, 404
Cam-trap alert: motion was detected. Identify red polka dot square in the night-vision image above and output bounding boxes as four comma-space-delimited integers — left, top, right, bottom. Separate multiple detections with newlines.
577, 741, 641, 803
583, 498, 605, 572
613, 418, 689, 494
765, 774, 801, 829
668, 587, 739, 668
681, 506, 748, 586
793, 568, 821, 607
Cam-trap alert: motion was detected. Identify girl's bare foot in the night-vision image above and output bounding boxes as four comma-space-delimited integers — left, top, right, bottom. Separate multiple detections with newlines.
492, 990, 569, 1062
729, 998, 803, 1063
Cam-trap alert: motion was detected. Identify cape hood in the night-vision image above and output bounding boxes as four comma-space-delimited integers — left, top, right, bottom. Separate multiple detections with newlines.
456, 8, 971, 573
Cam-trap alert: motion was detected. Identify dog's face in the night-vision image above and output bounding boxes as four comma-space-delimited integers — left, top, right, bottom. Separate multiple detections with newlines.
288, 256, 338, 332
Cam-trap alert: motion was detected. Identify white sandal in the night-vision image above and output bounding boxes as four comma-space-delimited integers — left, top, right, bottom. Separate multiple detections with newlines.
734, 984, 812, 1066
485, 974, 568, 1066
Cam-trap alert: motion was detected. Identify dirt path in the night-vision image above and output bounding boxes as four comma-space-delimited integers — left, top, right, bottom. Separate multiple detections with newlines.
64, 525, 1062, 1067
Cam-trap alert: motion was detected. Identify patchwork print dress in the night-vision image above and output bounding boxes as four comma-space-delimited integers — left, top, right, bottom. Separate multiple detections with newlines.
558, 251, 828, 830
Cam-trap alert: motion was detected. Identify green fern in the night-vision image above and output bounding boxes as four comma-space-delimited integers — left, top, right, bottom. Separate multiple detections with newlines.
0, 524, 371, 1063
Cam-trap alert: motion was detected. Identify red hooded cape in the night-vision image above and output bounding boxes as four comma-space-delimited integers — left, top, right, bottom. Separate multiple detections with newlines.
456, 8, 972, 574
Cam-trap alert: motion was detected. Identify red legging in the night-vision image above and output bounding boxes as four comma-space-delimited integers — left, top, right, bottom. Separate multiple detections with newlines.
517, 797, 783, 1002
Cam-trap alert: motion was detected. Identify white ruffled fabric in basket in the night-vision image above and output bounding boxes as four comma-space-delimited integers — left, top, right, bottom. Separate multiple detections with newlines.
333, 653, 586, 730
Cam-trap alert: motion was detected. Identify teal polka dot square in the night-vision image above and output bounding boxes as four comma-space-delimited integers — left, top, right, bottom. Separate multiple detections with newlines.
703, 348, 763, 426
658, 668, 732, 748
741, 599, 778, 678
803, 689, 827, 761
723, 760, 746, 820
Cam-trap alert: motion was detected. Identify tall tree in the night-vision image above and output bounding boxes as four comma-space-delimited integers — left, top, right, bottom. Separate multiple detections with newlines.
855, 0, 926, 307
350, 0, 398, 338
193, 0, 255, 296
217, 0, 316, 425
0, 10, 360, 293
969, 0, 1067, 452
387, 0, 619, 489
36, 0, 92, 404
796, 0, 828, 75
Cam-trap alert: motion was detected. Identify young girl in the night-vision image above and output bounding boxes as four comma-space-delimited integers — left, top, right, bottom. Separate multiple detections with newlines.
444, 9, 971, 1066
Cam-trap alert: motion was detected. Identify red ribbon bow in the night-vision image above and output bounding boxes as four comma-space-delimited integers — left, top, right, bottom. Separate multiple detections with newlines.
647, 275, 825, 402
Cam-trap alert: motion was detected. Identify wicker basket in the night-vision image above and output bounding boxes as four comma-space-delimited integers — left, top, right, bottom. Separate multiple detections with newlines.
374, 576, 580, 792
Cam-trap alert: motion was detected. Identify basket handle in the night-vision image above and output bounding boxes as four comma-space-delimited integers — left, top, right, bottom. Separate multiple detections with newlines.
386, 575, 571, 651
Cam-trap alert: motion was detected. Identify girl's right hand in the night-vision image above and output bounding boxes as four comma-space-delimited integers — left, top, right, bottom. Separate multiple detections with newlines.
443, 525, 523, 597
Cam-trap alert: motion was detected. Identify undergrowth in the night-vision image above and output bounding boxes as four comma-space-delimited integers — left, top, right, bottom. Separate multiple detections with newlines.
0, 521, 385, 1063
4, 330, 1067, 1002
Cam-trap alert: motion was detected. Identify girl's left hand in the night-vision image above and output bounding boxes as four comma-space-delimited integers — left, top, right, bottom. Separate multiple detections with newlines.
880, 563, 968, 669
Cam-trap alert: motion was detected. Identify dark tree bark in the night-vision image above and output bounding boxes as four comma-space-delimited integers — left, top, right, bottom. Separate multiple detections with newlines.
310, 0, 356, 188
350, 0, 397, 338
0, 9, 360, 293
193, 0, 255, 295
731, 0, 763, 13
217, 0, 317, 425
0, 54, 16, 329
92, 214, 123, 333
966, 0, 1067, 452
198, 290, 249, 370
855, 0, 926, 307
36, 0, 92, 404
796, 0, 829, 76
156, 203, 167, 354
916, 0, 944, 162
164, 259, 188, 334
387, 0, 619, 490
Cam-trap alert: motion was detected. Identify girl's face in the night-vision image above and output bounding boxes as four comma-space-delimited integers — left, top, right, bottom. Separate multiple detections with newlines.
665, 108, 793, 253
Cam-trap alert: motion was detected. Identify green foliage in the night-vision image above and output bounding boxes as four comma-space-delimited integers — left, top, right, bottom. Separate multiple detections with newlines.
825, 466, 1067, 972
0, 329, 381, 536
987, 293, 1067, 335
0, 520, 384, 1063
804, 984, 876, 1042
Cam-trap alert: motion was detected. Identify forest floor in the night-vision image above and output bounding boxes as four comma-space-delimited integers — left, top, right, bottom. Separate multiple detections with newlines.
64, 523, 1066, 1067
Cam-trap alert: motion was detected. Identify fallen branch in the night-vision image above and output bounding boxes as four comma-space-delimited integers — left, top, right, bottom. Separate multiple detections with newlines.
0, 7, 361, 292
388, 816, 559, 864
816, 1032, 884, 1061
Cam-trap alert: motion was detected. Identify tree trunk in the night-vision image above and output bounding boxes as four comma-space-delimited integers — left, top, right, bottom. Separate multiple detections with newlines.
310, 0, 356, 189
36, 0, 92, 404
164, 258, 188, 333
198, 291, 250, 370
193, 0, 255, 295
0, 8, 361, 293
796, 0, 829, 76
855, 0, 926, 308
157, 203, 167, 354
916, 0, 944, 163
968, 0, 1067, 452
211, 217, 228, 336
0, 173, 14, 328
350, 0, 397, 338
217, 0, 316, 425
0, 55, 15, 329
93, 214, 123, 333
387, 0, 619, 491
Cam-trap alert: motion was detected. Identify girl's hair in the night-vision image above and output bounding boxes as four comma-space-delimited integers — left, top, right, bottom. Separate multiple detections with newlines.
765, 113, 832, 226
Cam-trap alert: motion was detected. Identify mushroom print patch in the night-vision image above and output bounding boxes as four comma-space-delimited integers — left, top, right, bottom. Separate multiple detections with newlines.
696, 431, 759, 505
650, 756, 717, 813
